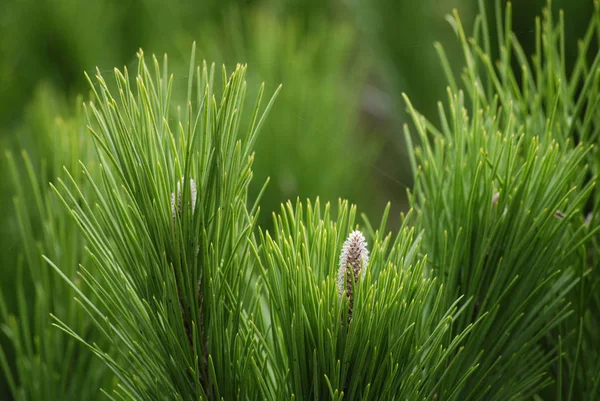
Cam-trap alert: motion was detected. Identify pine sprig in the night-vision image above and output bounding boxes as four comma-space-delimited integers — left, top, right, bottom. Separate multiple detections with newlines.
44, 46, 280, 400
0, 89, 112, 401
403, 1, 600, 399
252, 198, 477, 400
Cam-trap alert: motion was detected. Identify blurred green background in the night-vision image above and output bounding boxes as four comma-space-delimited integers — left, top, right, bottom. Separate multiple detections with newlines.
0, 0, 593, 222
0, 0, 593, 397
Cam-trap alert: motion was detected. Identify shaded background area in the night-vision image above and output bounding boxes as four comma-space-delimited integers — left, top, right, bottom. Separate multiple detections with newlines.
0, 0, 593, 397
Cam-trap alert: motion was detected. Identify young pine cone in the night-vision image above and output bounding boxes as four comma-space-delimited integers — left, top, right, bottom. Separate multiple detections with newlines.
337, 230, 369, 322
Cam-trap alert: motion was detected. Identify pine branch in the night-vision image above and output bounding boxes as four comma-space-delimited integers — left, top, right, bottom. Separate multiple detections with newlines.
43, 46, 280, 400
403, 1, 600, 399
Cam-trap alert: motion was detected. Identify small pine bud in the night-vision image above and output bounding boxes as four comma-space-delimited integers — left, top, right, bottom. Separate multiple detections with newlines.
337, 230, 369, 322
491, 192, 500, 207
171, 177, 197, 220
585, 212, 593, 228
554, 210, 565, 220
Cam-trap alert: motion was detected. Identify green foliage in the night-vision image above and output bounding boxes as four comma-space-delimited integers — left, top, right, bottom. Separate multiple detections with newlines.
253, 199, 476, 400
192, 12, 379, 226
403, 0, 600, 399
1, 0, 381, 228
405, 91, 593, 399
45, 48, 279, 400
349, 0, 477, 125
1, 1, 599, 400
0, 0, 255, 129
0, 86, 112, 400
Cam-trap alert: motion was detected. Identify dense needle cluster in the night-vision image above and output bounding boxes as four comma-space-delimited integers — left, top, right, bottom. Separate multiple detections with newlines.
3, 2, 599, 398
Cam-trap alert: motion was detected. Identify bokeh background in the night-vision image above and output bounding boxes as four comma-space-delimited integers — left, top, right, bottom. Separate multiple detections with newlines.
0, 0, 594, 396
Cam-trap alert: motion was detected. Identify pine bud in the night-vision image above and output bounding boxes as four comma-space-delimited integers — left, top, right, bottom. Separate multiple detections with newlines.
337, 230, 369, 322
171, 177, 197, 220
491, 192, 500, 207
585, 212, 594, 228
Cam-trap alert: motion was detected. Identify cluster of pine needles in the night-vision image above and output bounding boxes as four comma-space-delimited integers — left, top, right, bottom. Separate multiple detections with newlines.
1, 1, 600, 400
